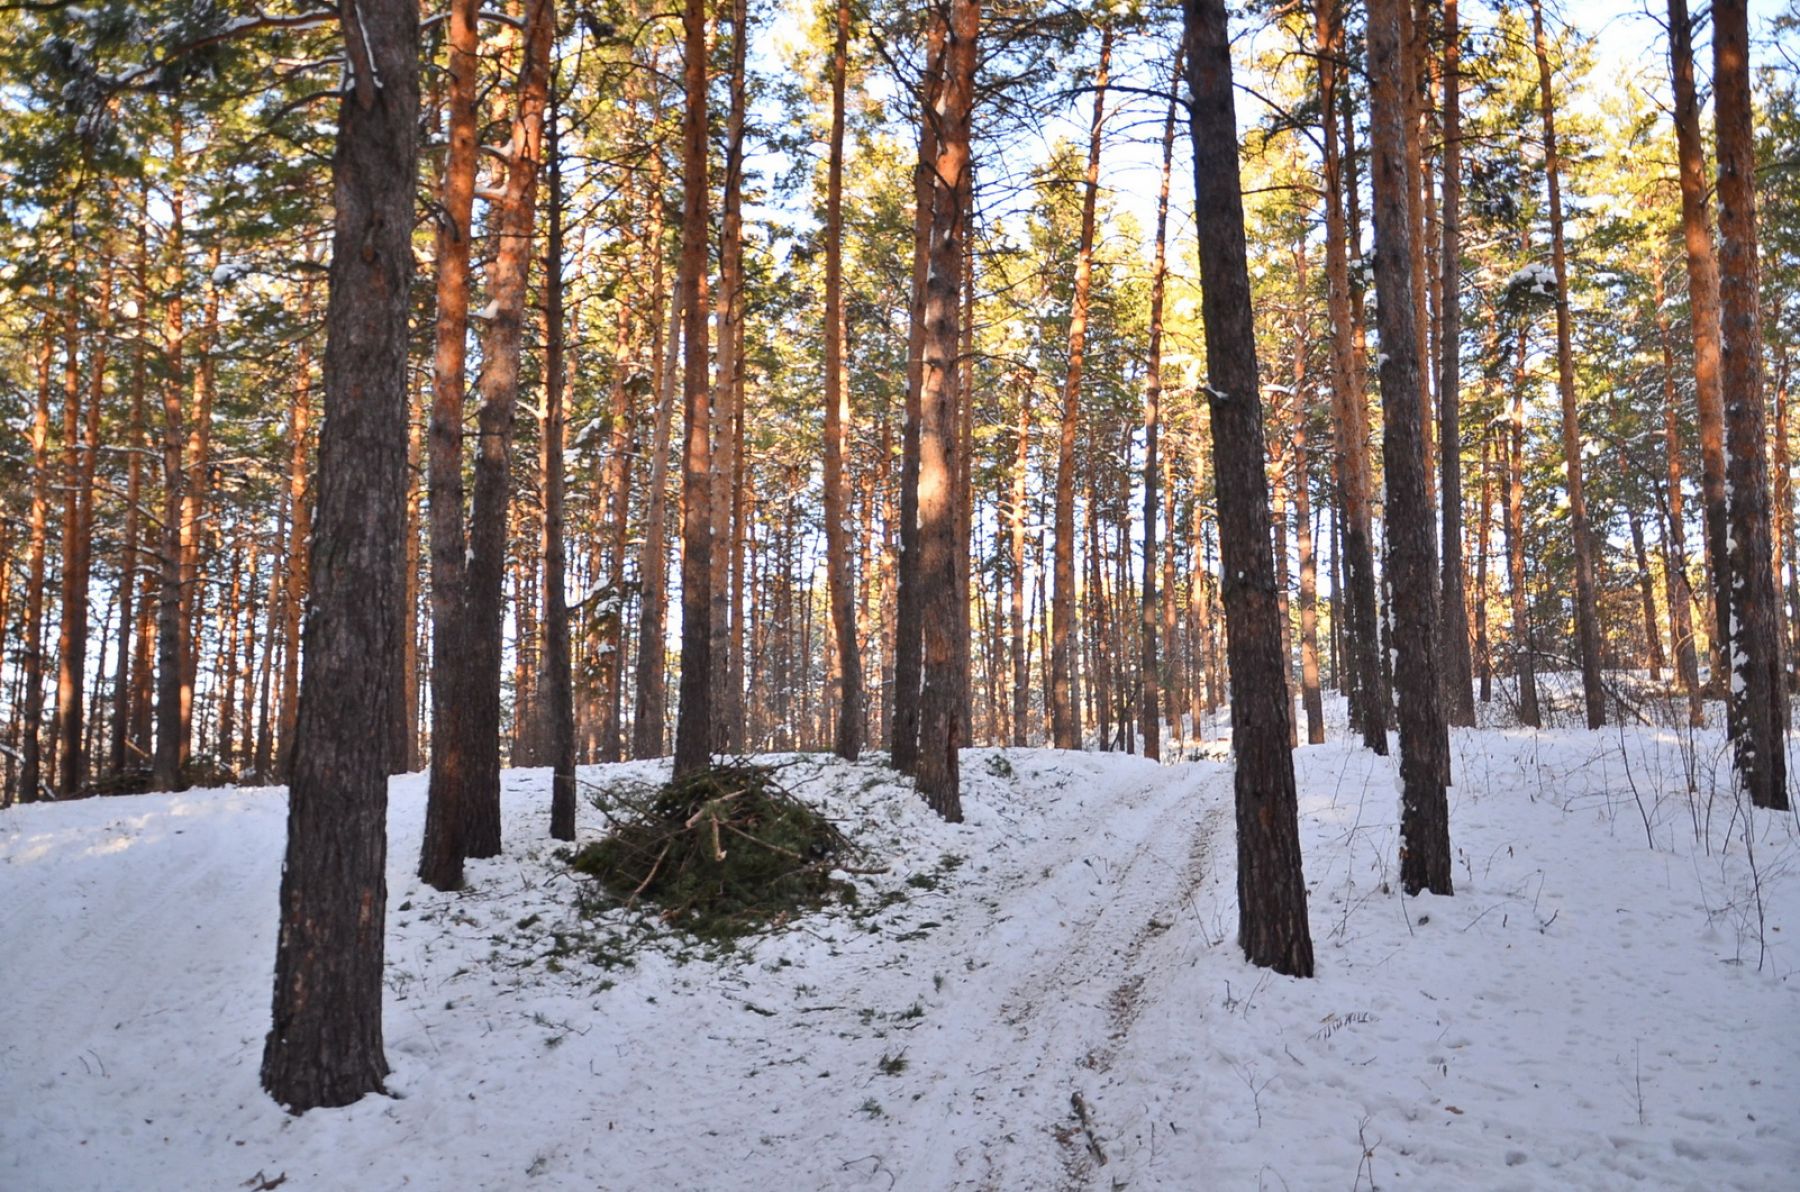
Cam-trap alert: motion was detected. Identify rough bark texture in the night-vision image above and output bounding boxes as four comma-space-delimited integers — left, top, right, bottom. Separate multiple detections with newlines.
1713, 0, 1790, 809
1530, 0, 1604, 731
419, 0, 483, 891
1666, 0, 1731, 694
824, 0, 862, 760
1369, 0, 1454, 897
912, 0, 976, 821
261, 0, 418, 1110
1184, 0, 1315, 977
461, 0, 552, 852
544, 81, 577, 841
1437, 0, 1475, 727
1316, 0, 1387, 754
710, 0, 749, 755
1050, 24, 1111, 752
671, 0, 713, 780
891, 26, 945, 774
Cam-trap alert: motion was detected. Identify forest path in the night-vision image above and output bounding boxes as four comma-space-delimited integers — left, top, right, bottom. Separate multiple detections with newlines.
866, 753, 1232, 1191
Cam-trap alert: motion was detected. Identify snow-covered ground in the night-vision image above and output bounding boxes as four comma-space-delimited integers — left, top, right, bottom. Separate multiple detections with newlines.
2, 716, 1796, 1190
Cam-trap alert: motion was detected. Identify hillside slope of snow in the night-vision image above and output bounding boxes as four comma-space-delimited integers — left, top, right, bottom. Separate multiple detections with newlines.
2, 726, 1795, 1189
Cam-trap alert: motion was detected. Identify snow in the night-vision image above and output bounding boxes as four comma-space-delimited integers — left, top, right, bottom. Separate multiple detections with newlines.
1506, 263, 1558, 300
2, 717, 1796, 1190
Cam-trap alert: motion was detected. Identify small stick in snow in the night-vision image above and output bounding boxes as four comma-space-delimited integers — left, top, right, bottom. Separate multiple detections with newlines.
1070, 1091, 1107, 1165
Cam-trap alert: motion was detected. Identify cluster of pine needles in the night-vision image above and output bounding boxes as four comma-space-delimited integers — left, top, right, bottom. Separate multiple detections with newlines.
570, 761, 876, 939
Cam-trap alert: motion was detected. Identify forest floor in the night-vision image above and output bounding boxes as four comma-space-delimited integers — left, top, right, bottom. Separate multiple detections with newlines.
3, 700, 1798, 1190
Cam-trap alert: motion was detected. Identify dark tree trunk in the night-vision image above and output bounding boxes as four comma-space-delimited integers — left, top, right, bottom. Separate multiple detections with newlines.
544, 78, 577, 841
1655, 280, 1704, 722
1714, 0, 1790, 809
710, 0, 749, 755
112, 189, 152, 777
1628, 503, 1666, 681
459, 0, 552, 852
1184, 0, 1315, 977
1369, 0, 1454, 896
153, 134, 188, 793
261, 0, 418, 1110
1506, 324, 1540, 726
671, 0, 713, 780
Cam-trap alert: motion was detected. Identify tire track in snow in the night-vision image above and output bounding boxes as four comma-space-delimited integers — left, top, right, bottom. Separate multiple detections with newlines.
886, 757, 1232, 1191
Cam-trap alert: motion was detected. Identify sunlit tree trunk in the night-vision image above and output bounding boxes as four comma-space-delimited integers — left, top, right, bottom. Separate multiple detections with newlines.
1713, 0, 1789, 808
1315, 0, 1386, 753
1666, 0, 1731, 695
912, 0, 977, 820
823, 0, 862, 760
1437, 0, 1474, 726
891, 24, 945, 773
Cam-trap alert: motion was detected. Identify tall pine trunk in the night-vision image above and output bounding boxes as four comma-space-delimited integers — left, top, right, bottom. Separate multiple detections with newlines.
261, 0, 418, 1110
671, 0, 713, 780
1666, 0, 1731, 696
1316, 0, 1386, 753
1530, 0, 1605, 730
1140, 46, 1182, 764
543, 77, 577, 841
823, 0, 862, 760
1713, 0, 1789, 809
1184, 0, 1315, 976
912, 0, 977, 820
710, 0, 749, 754
1370, 0, 1453, 896
891, 25, 945, 773
1437, 0, 1475, 726
1050, 24, 1111, 752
